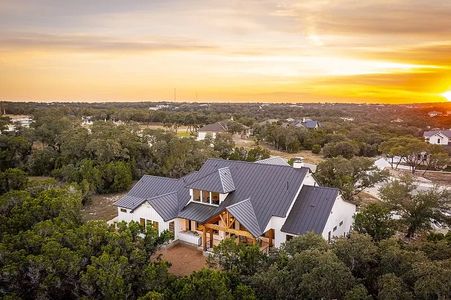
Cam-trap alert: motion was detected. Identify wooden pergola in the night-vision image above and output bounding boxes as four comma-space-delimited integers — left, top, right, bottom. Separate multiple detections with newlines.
199, 210, 256, 251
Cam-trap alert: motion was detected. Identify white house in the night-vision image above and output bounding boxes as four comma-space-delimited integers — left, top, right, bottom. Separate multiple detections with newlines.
423, 130, 451, 146
196, 121, 228, 141
115, 158, 356, 252
4, 115, 33, 132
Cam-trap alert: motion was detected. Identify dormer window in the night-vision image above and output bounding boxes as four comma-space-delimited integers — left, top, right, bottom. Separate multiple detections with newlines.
211, 192, 220, 205
193, 189, 201, 202
192, 189, 222, 206
202, 190, 210, 203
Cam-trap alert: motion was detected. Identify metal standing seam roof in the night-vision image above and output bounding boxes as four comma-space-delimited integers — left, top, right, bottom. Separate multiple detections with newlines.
147, 192, 180, 221
281, 185, 339, 235
187, 167, 235, 193
116, 158, 310, 237
423, 130, 451, 138
226, 198, 262, 237
255, 156, 290, 166
199, 159, 308, 233
177, 202, 219, 223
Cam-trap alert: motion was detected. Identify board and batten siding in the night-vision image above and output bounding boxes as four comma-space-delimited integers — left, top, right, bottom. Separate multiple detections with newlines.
321, 195, 356, 240
119, 202, 170, 236
428, 134, 449, 145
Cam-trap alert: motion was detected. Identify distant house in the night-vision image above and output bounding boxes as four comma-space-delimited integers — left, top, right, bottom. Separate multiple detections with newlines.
196, 121, 228, 141
114, 158, 356, 252
197, 120, 250, 141
293, 118, 320, 129
423, 130, 451, 146
4, 115, 33, 132
428, 111, 443, 117
149, 104, 170, 111
81, 116, 93, 126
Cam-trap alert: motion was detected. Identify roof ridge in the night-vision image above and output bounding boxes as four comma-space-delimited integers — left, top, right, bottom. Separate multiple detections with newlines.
226, 197, 251, 209
184, 168, 221, 187
206, 158, 306, 170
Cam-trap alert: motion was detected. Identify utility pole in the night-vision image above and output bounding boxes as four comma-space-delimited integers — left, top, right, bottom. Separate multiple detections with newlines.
174, 88, 177, 102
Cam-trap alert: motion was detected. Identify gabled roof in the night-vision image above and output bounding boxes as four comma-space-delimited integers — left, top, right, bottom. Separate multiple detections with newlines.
281, 185, 339, 235
198, 121, 228, 132
188, 167, 235, 193
114, 173, 199, 211
117, 158, 311, 236
255, 156, 290, 166
147, 192, 179, 221
226, 199, 261, 237
423, 130, 451, 138
303, 120, 319, 129
199, 159, 309, 232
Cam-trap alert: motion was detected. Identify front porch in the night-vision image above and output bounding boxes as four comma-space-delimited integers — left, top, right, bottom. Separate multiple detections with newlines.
179, 211, 274, 253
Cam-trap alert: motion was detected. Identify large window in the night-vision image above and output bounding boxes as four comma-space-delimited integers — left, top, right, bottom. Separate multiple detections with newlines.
192, 189, 221, 205
202, 190, 210, 203
193, 189, 201, 202
211, 192, 220, 205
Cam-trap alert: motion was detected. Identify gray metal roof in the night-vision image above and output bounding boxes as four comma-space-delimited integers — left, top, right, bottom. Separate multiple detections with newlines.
147, 192, 179, 221
114, 195, 146, 210
187, 167, 235, 193
114, 173, 199, 211
281, 185, 339, 235
423, 130, 451, 138
198, 121, 228, 132
116, 158, 309, 236
200, 159, 308, 233
178, 202, 218, 223
226, 199, 261, 237
255, 156, 290, 166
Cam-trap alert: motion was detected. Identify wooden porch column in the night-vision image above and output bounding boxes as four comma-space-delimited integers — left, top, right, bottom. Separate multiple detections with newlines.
268, 229, 274, 247
202, 226, 207, 251
209, 229, 214, 249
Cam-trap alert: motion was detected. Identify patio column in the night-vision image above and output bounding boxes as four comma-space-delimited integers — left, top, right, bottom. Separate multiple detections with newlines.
202, 226, 207, 251
209, 229, 214, 248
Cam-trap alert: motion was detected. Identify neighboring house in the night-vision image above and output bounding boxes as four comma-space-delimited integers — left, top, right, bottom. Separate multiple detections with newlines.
196, 120, 250, 141
292, 118, 320, 129
428, 111, 443, 117
81, 116, 93, 126
423, 130, 451, 146
149, 104, 170, 111
196, 121, 228, 140
4, 115, 33, 132
115, 158, 356, 252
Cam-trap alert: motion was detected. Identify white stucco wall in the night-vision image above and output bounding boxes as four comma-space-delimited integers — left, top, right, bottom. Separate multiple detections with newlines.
321, 195, 356, 240
427, 134, 449, 145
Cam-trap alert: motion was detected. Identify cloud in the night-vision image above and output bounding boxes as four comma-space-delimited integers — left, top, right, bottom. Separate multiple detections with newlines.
0, 32, 217, 53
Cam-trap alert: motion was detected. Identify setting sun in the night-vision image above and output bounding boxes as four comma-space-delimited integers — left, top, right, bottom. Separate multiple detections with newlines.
443, 91, 451, 102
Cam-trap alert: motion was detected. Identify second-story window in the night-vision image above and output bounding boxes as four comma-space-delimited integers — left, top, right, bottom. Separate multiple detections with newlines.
193, 189, 201, 202
211, 192, 220, 205
202, 190, 210, 203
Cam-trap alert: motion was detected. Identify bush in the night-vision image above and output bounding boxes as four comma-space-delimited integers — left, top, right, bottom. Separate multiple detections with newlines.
312, 144, 321, 154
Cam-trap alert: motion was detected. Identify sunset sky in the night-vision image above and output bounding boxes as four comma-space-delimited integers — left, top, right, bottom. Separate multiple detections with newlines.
1, 0, 451, 103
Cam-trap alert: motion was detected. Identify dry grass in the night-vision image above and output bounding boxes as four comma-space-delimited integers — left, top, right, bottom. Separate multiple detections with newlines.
267, 148, 325, 164
81, 192, 126, 221
420, 172, 451, 186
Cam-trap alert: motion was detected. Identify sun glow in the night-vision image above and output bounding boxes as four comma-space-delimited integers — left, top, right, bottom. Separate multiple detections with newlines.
442, 91, 451, 102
